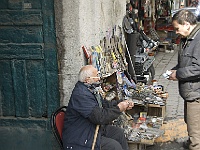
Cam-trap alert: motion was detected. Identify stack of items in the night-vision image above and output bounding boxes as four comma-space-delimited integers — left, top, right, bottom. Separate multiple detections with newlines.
113, 111, 165, 144
126, 82, 168, 107
112, 81, 168, 144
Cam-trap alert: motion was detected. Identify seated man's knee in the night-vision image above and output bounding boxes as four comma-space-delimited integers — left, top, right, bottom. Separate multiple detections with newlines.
101, 136, 123, 150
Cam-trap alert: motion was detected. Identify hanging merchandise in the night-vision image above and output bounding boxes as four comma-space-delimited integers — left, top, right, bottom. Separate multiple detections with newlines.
86, 34, 168, 105
156, 0, 171, 17
116, 70, 123, 85
91, 50, 100, 72
82, 46, 91, 59
122, 72, 136, 89
143, 0, 151, 18
123, 2, 139, 34
122, 1, 159, 80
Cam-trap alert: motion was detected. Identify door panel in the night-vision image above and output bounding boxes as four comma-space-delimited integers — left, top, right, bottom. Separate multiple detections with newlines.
0, 44, 44, 59
0, 10, 42, 25
26, 60, 46, 117
0, 0, 59, 149
0, 26, 43, 43
12, 60, 29, 117
0, 0, 59, 120
0, 60, 15, 116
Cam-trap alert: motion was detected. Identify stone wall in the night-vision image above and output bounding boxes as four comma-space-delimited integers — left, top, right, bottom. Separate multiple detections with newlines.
54, 0, 127, 105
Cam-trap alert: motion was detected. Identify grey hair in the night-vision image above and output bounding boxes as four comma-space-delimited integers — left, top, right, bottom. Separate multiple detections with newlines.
78, 65, 94, 82
172, 9, 197, 25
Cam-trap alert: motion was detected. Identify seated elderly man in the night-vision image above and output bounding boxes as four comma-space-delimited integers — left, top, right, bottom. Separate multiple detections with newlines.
62, 65, 134, 150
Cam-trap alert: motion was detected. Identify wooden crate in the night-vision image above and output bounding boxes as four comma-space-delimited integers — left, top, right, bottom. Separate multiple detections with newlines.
147, 104, 166, 118
140, 139, 154, 145
127, 104, 166, 119
128, 141, 146, 150
126, 105, 147, 116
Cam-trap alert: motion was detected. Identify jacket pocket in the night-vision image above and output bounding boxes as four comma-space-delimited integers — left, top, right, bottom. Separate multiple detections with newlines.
179, 82, 192, 99
189, 81, 200, 91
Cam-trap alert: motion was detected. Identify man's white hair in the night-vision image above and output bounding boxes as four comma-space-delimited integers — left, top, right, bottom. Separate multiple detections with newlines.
78, 65, 94, 82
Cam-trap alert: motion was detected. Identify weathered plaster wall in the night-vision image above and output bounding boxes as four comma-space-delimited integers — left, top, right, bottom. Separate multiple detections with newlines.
54, 0, 126, 105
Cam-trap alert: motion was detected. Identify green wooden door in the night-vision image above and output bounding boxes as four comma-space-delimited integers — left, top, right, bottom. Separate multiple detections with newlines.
0, 0, 59, 149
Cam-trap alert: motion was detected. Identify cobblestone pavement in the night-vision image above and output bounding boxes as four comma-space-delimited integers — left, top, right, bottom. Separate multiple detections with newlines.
145, 48, 189, 150
146, 139, 188, 150
153, 48, 184, 121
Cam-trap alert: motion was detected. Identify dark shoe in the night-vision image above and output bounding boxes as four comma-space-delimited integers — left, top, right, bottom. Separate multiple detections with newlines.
182, 139, 190, 149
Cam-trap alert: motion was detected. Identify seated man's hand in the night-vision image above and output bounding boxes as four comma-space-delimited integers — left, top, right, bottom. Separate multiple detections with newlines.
117, 100, 134, 112
125, 100, 134, 110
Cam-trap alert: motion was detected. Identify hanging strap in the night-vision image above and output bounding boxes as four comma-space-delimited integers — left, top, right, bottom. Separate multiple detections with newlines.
94, 93, 103, 108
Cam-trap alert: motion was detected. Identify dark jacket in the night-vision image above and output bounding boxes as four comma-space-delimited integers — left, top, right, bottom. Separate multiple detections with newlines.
62, 81, 122, 150
172, 23, 200, 101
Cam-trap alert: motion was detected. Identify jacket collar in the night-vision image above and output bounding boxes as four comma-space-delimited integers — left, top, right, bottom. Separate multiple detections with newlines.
188, 22, 200, 40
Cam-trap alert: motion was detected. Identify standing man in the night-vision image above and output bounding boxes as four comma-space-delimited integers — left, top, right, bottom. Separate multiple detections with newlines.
62, 65, 134, 150
169, 9, 200, 150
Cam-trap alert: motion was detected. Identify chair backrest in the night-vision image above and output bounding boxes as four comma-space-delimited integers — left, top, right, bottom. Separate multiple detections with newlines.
51, 106, 67, 149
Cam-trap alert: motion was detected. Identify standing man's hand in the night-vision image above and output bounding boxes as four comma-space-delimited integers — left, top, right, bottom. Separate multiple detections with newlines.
168, 70, 178, 81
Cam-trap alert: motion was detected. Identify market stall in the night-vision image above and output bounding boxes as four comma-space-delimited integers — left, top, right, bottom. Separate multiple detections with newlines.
82, 31, 168, 149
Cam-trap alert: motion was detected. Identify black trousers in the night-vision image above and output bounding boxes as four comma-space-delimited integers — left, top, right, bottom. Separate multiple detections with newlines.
101, 125, 129, 150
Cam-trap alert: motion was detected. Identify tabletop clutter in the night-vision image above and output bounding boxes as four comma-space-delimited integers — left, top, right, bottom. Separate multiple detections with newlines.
112, 81, 166, 144
83, 34, 168, 145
